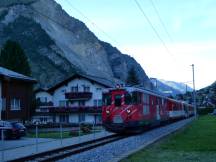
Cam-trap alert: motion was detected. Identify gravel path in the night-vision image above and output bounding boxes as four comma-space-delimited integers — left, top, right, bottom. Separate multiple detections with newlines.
58, 118, 194, 162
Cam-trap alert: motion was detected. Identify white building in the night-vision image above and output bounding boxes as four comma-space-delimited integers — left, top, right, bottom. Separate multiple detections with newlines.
33, 74, 117, 124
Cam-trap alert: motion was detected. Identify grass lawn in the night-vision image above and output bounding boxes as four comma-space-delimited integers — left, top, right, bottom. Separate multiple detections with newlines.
27, 130, 101, 139
121, 115, 216, 162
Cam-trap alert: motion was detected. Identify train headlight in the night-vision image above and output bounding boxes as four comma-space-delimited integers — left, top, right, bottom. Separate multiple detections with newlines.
106, 110, 110, 114
126, 109, 131, 114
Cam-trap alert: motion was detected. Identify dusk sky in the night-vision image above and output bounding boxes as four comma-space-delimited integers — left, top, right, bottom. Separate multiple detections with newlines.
55, 0, 216, 90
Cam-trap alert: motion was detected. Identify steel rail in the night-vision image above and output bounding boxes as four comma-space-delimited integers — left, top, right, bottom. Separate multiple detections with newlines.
9, 134, 127, 162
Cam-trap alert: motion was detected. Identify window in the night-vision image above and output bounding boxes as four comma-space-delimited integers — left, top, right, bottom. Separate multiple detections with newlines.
61, 89, 66, 93
143, 94, 149, 104
157, 98, 161, 105
59, 100, 67, 107
59, 114, 69, 123
39, 97, 47, 103
115, 95, 121, 106
79, 114, 85, 122
10, 99, 21, 110
2, 98, 6, 110
83, 86, 90, 92
143, 105, 150, 115
40, 117, 47, 123
162, 99, 165, 105
94, 99, 103, 107
125, 93, 132, 105
78, 101, 85, 106
96, 88, 102, 91
94, 100, 97, 106
98, 99, 102, 106
103, 94, 111, 106
71, 86, 78, 92
132, 92, 142, 104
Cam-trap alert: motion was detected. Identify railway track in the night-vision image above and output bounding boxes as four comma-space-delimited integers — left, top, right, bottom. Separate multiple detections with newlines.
9, 134, 127, 162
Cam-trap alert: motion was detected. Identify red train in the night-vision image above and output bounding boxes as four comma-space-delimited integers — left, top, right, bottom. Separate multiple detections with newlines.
102, 86, 194, 133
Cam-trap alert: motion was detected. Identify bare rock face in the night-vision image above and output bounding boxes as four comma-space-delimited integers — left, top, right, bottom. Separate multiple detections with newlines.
0, 0, 152, 89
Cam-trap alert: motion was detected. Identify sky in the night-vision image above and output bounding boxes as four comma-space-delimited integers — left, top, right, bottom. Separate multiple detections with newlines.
55, 0, 216, 90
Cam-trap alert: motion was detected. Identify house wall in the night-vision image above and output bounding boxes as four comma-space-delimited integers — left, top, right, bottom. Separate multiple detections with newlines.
34, 77, 108, 124
52, 78, 105, 107
2, 79, 34, 122
36, 91, 53, 103
55, 114, 95, 124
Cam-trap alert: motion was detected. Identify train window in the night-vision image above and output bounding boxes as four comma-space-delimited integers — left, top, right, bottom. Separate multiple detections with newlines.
143, 94, 149, 104
157, 98, 161, 105
125, 93, 132, 105
115, 95, 122, 106
162, 99, 164, 105
103, 94, 111, 106
132, 92, 142, 104
143, 105, 150, 115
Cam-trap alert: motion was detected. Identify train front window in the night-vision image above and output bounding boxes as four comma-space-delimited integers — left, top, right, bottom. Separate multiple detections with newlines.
103, 94, 111, 106
115, 95, 121, 106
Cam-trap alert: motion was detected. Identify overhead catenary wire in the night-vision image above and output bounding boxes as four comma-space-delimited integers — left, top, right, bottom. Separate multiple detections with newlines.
149, 0, 173, 43
133, 0, 174, 57
133, 0, 193, 85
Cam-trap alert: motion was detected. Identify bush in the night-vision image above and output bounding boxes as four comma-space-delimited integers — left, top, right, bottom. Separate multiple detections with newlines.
197, 107, 214, 115
80, 122, 92, 133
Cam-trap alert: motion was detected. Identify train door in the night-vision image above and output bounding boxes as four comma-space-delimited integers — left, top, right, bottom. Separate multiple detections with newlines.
156, 98, 161, 120
156, 105, 160, 120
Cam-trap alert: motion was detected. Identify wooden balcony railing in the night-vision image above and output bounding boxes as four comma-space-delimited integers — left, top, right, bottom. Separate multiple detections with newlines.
49, 106, 102, 113
65, 92, 92, 100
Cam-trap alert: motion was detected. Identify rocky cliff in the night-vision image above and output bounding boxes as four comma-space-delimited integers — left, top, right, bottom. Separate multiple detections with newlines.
0, 0, 152, 89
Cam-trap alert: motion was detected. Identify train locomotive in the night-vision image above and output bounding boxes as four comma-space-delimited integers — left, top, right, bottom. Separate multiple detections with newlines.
102, 86, 194, 133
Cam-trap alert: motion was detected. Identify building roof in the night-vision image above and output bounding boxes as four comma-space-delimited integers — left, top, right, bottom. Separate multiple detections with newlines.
46, 73, 120, 93
0, 67, 36, 82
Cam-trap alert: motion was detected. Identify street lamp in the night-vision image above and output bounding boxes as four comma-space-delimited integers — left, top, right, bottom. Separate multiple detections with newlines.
191, 64, 197, 116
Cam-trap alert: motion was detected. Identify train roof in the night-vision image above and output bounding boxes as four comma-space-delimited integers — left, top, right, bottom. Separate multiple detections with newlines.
103, 86, 194, 106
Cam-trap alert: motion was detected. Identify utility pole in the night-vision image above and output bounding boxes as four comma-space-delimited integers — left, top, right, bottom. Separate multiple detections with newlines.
191, 64, 197, 116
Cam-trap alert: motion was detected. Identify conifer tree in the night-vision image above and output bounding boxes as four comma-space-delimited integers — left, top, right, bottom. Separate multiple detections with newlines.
0, 40, 31, 76
126, 66, 140, 86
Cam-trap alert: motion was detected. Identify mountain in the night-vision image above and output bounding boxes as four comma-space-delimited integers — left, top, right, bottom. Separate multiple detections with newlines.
195, 81, 216, 107
0, 0, 152, 89
150, 78, 193, 96
159, 79, 193, 94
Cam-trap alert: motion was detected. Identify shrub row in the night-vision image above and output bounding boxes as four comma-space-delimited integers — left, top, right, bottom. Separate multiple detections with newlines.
197, 107, 214, 115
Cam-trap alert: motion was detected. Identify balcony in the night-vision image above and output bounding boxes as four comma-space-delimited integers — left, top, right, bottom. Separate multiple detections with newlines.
36, 100, 53, 108
49, 106, 102, 113
65, 92, 92, 100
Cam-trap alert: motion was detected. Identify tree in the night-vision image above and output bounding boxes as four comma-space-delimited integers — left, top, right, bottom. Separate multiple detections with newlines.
0, 40, 31, 76
126, 66, 140, 86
